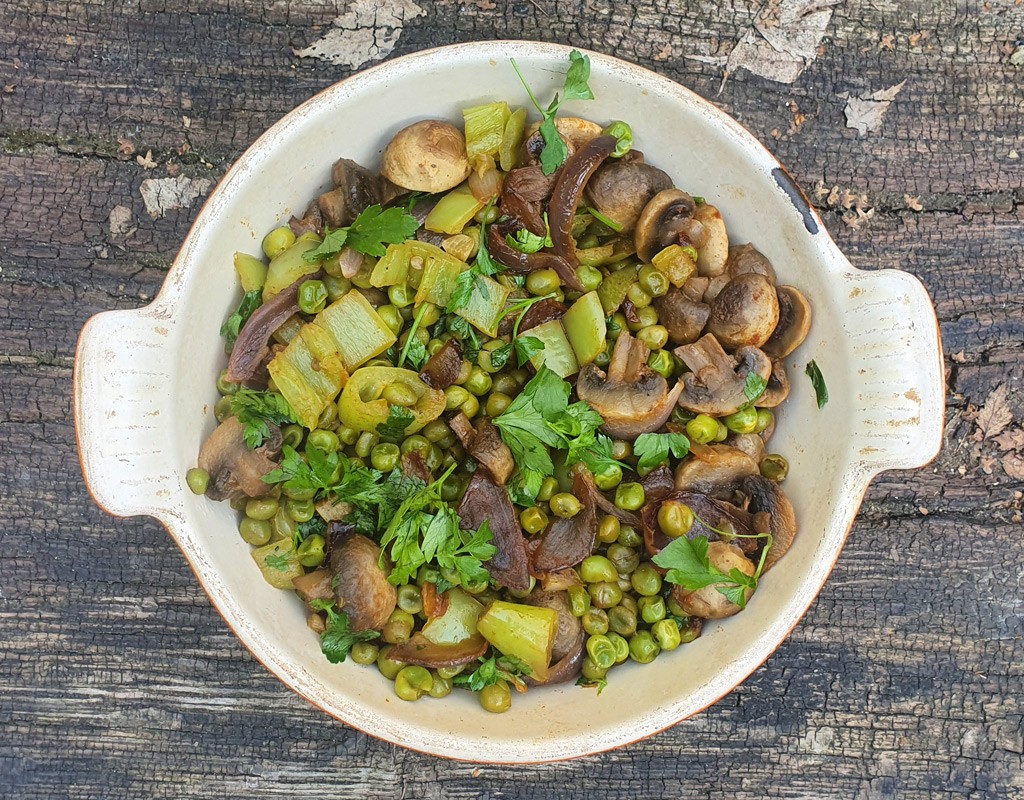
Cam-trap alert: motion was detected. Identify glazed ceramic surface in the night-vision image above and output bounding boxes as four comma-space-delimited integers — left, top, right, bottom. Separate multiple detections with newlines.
75, 42, 944, 762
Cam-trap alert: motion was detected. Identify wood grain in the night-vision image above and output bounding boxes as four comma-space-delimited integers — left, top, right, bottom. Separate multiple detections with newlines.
2, 0, 1022, 797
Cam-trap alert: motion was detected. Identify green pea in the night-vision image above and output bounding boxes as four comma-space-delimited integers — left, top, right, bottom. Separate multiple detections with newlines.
715, 421, 729, 442
428, 673, 453, 699
186, 467, 209, 495
485, 392, 512, 417
593, 346, 612, 368
283, 482, 315, 501
526, 268, 561, 296
628, 630, 661, 664
419, 419, 448, 443
440, 473, 468, 504
444, 385, 471, 411
239, 517, 272, 546
475, 205, 500, 224
549, 492, 582, 519
608, 311, 628, 340
626, 282, 652, 309
580, 556, 618, 584
607, 544, 639, 574
615, 482, 645, 511
520, 506, 549, 535
245, 497, 279, 521
394, 665, 433, 701
611, 440, 632, 460
436, 664, 465, 680
582, 608, 609, 636
298, 279, 328, 315
658, 500, 694, 539
355, 431, 379, 458
568, 585, 591, 617
636, 305, 659, 328
351, 641, 380, 665
463, 577, 490, 595
686, 414, 720, 445
262, 225, 296, 259
578, 233, 600, 250
608, 604, 638, 637
648, 349, 674, 378
382, 609, 415, 644
365, 443, 397, 473
637, 324, 669, 351
388, 283, 415, 308
577, 265, 604, 292
506, 575, 536, 600
586, 634, 618, 670
760, 454, 789, 482
383, 381, 419, 408
602, 120, 633, 157
536, 476, 560, 503
617, 594, 638, 615
631, 563, 663, 596
588, 581, 623, 609
638, 595, 667, 624
397, 584, 424, 614
336, 424, 359, 446
652, 618, 682, 651
214, 395, 233, 423
307, 428, 340, 454
594, 463, 623, 491
286, 498, 315, 523
479, 680, 512, 713
317, 401, 338, 430
667, 594, 689, 619
680, 619, 703, 644
755, 408, 774, 433
400, 434, 430, 456
464, 367, 492, 397
271, 508, 297, 542
282, 424, 305, 449
459, 394, 480, 419
638, 265, 669, 298
297, 533, 326, 567
323, 275, 351, 302
724, 405, 758, 434
377, 304, 404, 335
216, 370, 238, 396
597, 514, 621, 544
492, 373, 519, 395
607, 631, 630, 663
580, 656, 608, 682
617, 525, 643, 548
426, 338, 445, 357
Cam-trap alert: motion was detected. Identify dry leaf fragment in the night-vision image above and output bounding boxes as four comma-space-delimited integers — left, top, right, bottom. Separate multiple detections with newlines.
654, 44, 673, 61
843, 80, 907, 136
136, 150, 157, 169
976, 384, 1013, 440
951, 350, 966, 363
2, 84, 14, 94
108, 205, 135, 239
182, 115, 192, 128
1003, 454, 1024, 480
904, 194, 924, 211
879, 34, 895, 51
117, 138, 135, 156
994, 429, 1024, 452
139, 175, 212, 219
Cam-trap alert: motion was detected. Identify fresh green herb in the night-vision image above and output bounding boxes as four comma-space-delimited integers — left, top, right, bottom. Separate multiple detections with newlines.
505, 223, 552, 254
220, 289, 263, 351
692, 196, 705, 205
262, 445, 383, 512
405, 191, 431, 214
309, 599, 380, 664
376, 405, 416, 442
230, 389, 298, 449
294, 516, 327, 549
511, 49, 594, 175
743, 372, 768, 406
454, 654, 533, 692
265, 548, 294, 572
576, 675, 608, 694
805, 360, 828, 408
302, 204, 419, 262
445, 314, 481, 362
398, 302, 430, 369
573, 433, 625, 476
633, 432, 691, 473
586, 206, 624, 233
447, 202, 501, 313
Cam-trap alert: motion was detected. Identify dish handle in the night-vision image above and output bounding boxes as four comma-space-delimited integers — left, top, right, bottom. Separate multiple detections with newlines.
74, 306, 181, 520
840, 268, 945, 478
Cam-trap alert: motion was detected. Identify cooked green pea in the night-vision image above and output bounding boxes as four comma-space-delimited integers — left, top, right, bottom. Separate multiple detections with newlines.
597, 514, 621, 544
262, 225, 296, 259
284, 484, 316, 502
578, 265, 604, 292
582, 608, 609, 636
755, 408, 774, 433
594, 346, 612, 368
377, 304, 404, 334
475, 205, 500, 224
526, 268, 560, 296
588, 581, 623, 609
286, 498, 315, 523
724, 406, 758, 434
549, 492, 582, 519
666, 594, 688, 618
580, 656, 608, 682
536, 476, 560, 503
594, 463, 623, 491
680, 619, 703, 644
388, 283, 415, 308
280, 424, 304, 449
400, 434, 430, 456
397, 584, 423, 614
637, 324, 669, 351
245, 497, 279, 521
638, 595, 667, 624
464, 367, 492, 397
568, 585, 591, 617
686, 414, 720, 444
519, 506, 549, 535
428, 673, 453, 699
350, 641, 379, 665
607, 544, 639, 574
648, 349, 674, 378
271, 508, 296, 541
383, 381, 419, 408
760, 454, 789, 482
638, 264, 669, 298
436, 664, 464, 680
492, 373, 519, 395
216, 370, 238, 396
485, 392, 512, 417
580, 556, 618, 584
382, 609, 415, 644
628, 630, 660, 664
355, 431, 379, 458
214, 395, 233, 423
440, 473, 468, 504
607, 631, 630, 663
479, 680, 512, 713
458, 395, 480, 419
186, 467, 209, 495
444, 385, 471, 411
297, 533, 326, 567
307, 428, 340, 454
323, 274, 352, 302
393, 665, 433, 701
658, 500, 694, 539
239, 517, 272, 546
714, 421, 729, 442
336, 424, 359, 446
298, 280, 328, 315
652, 619, 682, 651
421, 419, 450, 443
318, 401, 338, 429
608, 311, 628, 340
626, 282, 652, 308
368, 442, 398, 472
608, 604, 637, 637
610, 439, 632, 460
615, 482, 645, 511
586, 634, 617, 670
631, 563, 662, 596
602, 120, 633, 157
577, 233, 600, 250
506, 575, 536, 599
463, 577, 490, 595
617, 594, 638, 615
617, 525, 643, 548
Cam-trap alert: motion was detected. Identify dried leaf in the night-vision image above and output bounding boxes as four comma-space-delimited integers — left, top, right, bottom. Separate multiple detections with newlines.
136, 150, 157, 169
1002, 454, 1024, 480
117, 138, 135, 156
843, 80, 907, 136
293, 0, 427, 69
654, 44, 673, 61
904, 194, 924, 211
879, 34, 895, 51
993, 428, 1024, 452
976, 384, 1013, 440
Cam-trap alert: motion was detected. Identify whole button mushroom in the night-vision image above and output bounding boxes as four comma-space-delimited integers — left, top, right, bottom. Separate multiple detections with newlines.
585, 160, 674, 233
671, 541, 756, 619
705, 272, 780, 350
380, 120, 472, 193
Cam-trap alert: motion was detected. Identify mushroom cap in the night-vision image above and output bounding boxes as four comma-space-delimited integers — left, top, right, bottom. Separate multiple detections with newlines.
692, 202, 730, 277
741, 475, 797, 571
705, 272, 780, 350
523, 116, 604, 162
762, 285, 812, 359
674, 334, 772, 417
585, 160, 674, 233
380, 120, 471, 193
197, 416, 281, 501
634, 189, 698, 263
757, 359, 791, 408
671, 541, 755, 619
319, 158, 383, 228
655, 288, 711, 346
674, 443, 760, 497
330, 531, 397, 632
727, 243, 777, 283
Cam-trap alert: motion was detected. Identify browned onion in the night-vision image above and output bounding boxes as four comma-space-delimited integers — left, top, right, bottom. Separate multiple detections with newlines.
468, 162, 504, 202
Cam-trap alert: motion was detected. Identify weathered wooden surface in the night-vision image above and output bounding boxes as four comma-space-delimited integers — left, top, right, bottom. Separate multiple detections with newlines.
2, 0, 1022, 797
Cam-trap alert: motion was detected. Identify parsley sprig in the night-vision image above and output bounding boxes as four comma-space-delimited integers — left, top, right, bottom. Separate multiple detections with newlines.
376, 405, 416, 442
302, 204, 419, 262
308, 599, 380, 664
488, 292, 557, 370
220, 289, 262, 350
454, 654, 533, 692
632, 432, 691, 473
230, 389, 298, 449
447, 204, 501, 313
397, 302, 430, 369
805, 360, 828, 408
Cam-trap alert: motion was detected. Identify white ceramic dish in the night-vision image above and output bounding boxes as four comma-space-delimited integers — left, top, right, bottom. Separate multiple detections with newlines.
75, 41, 944, 762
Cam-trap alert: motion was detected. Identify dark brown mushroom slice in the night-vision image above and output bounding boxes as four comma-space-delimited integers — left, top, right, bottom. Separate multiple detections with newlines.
641, 464, 675, 503
655, 288, 711, 346
520, 590, 585, 686
531, 465, 599, 572
458, 471, 530, 591
289, 199, 323, 237
757, 360, 791, 408
448, 413, 514, 486
741, 475, 797, 571
549, 135, 618, 268
487, 222, 585, 292
292, 568, 334, 607
225, 274, 311, 382
682, 275, 710, 303
674, 334, 772, 417
577, 331, 684, 439
762, 285, 812, 359
318, 158, 383, 228
673, 443, 759, 497
705, 272, 780, 350
640, 490, 758, 557
585, 160, 674, 234
388, 632, 490, 669
501, 165, 558, 236
726, 243, 777, 283
198, 416, 282, 502
634, 189, 698, 263
419, 338, 464, 389
330, 531, 397, 632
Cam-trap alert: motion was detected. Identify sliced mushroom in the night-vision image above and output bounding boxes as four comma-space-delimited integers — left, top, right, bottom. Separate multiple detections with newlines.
674, 334, 772, 417
757, 360, 790, 408
532, 465, 600, 573
727, 243, 776, 283
673, 443, 759, 496
705, 273, 780, 350
655, 288, 710, 346
726, 432, 767, 464
671, 541, 755, 619
289, 200, 323, 237
197, 417, 281, 502
549, 135, 617, 267
225, 274, 309, 383
449, 414, 514, 486
419, 338, 464, 390
380, 120, 471, 193
388, 633, 489, 669
292, 568, 334, 607
762, 285, 812, 359
634, 189, 697, 263
330, 531, 397, 632
501, 165, 558, 236
318, 158, 383, 228
458, 471, 530, 591
585, 160, 674, 233
741, 475, 797, 571
640, 464, 675, 503
682, 275, 710, 302
577, 331, 684, 438
692, 202, 730, 277
523, 116, 604, 163
640, 489, 758, 556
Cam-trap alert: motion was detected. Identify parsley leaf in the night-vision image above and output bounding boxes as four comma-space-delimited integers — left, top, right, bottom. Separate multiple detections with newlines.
376, 405, 416, 443
445, 314, 481, 362
230, 389, 298, 449
294, 516, 326, 549
506, 228, 550, 254
562, 49, 595, 101
454, 654, 532, 691
633, 432, 691, 473
262, 445, 384, 514
398, 302, 431, 369
576, 675, 608, 694
310, 600, 380, 664
805, 360, 828, 408
302, 205, 419, 262
743, 372, 768, 406
220, 289, 263, 351
514, 335, 545, 366
265, 548, 294, 572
